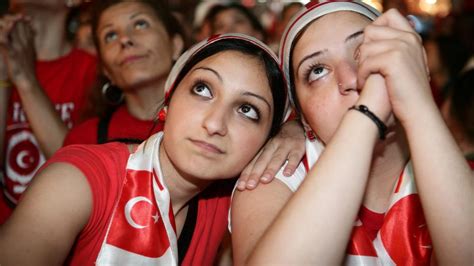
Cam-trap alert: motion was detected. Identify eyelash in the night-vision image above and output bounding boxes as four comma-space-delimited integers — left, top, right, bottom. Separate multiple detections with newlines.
191, 79, 213, 97
191, 79, 261, 122
239, 102, 261, 122
303, 62, 325, 82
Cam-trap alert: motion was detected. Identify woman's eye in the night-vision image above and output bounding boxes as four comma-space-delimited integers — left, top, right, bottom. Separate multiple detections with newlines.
307, 65, 329, 82
238, 104, 259, 121
104, 31, 117, 43
192, 83, 212, 98
134, 19, 149, 30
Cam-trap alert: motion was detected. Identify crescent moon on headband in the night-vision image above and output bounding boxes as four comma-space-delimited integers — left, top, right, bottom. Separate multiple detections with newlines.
124, 196, 153, 229
17, 151, 31, 169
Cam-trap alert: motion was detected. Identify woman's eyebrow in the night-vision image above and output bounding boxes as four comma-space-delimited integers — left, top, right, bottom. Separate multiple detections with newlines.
345, 30, 364, 43
242, 92, 272, 111
191, 67, 223, 82
296, 49, 327, 75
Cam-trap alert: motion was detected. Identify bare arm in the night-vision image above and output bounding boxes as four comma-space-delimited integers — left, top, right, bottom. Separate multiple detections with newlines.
0, 15, 68, 158
231, 179, 293, 265
359, 9, 473, 264
0, 162, 92, 264
0, 58, 10, 170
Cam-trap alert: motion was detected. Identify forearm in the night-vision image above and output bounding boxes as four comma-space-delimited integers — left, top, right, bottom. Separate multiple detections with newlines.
17, 83, 68, 158
403, 101, 473, 264
249, 111, 379, 265
0, 86, 10, 168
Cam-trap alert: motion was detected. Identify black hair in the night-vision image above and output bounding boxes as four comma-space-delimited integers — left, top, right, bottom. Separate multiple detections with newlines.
170, 39, 286, 138
206, 3, 267, 42
448, 69, 474, 142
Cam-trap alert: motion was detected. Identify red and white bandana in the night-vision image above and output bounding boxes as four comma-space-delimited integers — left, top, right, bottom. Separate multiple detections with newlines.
96, 132, 178, 265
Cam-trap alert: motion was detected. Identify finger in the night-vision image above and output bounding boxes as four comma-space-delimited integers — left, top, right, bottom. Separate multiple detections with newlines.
363, 23, 422, 45
283, 149, 305, 177
15, 20, 31, 46
358, 39, 425, 88
243, 143, 280, 189
357, 40, 398, 88
372, 8, 413, 33
237, 149, 263, 190
258, 150, 289, 183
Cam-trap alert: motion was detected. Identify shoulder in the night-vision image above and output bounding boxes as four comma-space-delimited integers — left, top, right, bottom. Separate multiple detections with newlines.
46, 143, 130, 180
63, 118, 100, 146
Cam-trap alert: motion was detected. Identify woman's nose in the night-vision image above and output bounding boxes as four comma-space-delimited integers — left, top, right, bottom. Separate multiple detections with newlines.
337, 62, 359, 95
202, 107, 228, 136
119, 34, 134, 48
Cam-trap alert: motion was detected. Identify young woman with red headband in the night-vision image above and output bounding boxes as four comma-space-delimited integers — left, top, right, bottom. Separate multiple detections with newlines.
231, 1, 472, 265
0, 33, 288, 265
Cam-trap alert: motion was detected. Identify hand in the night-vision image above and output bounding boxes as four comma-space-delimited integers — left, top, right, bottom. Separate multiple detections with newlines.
355, 74, 392, 125
357, 9, 432, 126
0, 14, 38, 91
237, 119, 306, 191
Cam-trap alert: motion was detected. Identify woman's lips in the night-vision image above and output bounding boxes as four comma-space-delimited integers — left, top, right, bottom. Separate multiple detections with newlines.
189, 139, 225, 154
120, 55, 146, 66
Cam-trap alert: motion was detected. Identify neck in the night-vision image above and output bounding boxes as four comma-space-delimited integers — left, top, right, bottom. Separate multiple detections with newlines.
13, 5, 71, 61
363, 126, 410, 213
158, 141, 212, 216
123, 80, 166, 121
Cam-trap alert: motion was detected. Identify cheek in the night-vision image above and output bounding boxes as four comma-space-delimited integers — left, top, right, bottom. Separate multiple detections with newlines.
228, 127, 268, 171
298, 91, 346, 143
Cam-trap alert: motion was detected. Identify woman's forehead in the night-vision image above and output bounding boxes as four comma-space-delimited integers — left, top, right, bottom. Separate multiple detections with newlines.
100, 2, 156, 24
188, 51, 271, 96
295, 11, 369, 52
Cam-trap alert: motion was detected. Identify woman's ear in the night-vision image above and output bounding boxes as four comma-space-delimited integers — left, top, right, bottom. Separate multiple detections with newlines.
171, 34, 185, 61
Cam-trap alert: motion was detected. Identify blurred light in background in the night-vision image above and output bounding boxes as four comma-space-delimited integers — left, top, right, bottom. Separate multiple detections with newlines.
418, 0, 451, 17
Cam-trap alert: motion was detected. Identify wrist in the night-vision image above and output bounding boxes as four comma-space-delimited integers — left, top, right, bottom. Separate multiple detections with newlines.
348, 104, 388, 140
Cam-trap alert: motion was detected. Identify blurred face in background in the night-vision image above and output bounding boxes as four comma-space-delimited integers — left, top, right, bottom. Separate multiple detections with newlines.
212, 7, 263, 41
10, 0, 82, 10
97, 1, 182, 91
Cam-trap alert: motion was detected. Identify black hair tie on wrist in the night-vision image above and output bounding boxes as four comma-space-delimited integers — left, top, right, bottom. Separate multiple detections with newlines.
349, 105, 387, 140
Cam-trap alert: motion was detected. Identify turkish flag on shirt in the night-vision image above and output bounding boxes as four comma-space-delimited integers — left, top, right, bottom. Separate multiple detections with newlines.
106, 169, 172, 258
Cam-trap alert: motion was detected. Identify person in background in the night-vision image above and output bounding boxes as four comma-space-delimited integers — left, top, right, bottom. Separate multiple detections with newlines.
68, 1, 96, 55
63, 0, 185, 146
207, 3, 267, 42
0, 0, 96, 224
269, 2, 302, 51
231, 1, 472, 265
0, 33, 288, 266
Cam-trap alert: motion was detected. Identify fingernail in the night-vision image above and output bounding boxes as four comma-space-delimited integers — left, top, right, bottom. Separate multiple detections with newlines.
283, 169, 292, 176
237, 181, 246, 190
260, 175, 270, 182
247, 180, 256, 188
